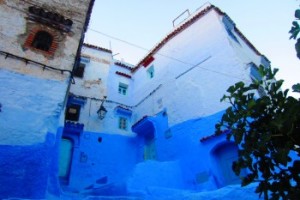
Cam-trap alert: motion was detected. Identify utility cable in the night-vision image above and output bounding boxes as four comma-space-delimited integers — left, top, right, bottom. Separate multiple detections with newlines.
88, 28, 248, 81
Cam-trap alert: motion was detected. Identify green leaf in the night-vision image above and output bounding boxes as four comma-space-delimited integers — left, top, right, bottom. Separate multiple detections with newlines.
236, 81, 245, 88
216, 52, 300, 199
274, 149, 290, 166
247, 99, 256, 109
227, 85, 236, 93
292, 83, 300, 93
289, 21, 300, 39
295, 9, 300, 20
242, 174, 255, 186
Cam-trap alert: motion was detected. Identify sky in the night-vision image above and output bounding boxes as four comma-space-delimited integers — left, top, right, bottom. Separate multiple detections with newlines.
85, 0, 300, 93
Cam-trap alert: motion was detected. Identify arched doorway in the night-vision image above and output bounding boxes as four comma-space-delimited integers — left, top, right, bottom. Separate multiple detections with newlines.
211, 142, 243, 187
59, 138, 73, 181
131, 116, 156, 160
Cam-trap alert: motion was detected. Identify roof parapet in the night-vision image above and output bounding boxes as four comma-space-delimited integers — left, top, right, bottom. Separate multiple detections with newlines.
133, 4, 270, 73
83, 43, 112, 54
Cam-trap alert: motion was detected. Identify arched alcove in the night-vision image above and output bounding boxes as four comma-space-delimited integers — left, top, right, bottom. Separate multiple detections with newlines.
210, 141, 242, 187
58, 122, 83, 186
132, 116, 156, 160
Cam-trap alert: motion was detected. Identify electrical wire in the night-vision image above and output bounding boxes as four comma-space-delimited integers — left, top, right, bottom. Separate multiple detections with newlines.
1, 1, 248, 81
88, 28, 248, 81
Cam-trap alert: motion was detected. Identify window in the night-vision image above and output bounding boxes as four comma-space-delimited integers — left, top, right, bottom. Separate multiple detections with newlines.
31, 31, 53, 51
223, 15, 240, 44
118, 83, 128, 95
249, 63, 267, 97
118, 117, 127, 130
257, 85, 267, 97
65, 104, 81, 121
80, 56, 90, 63
73, 63, 85, 78
147, 65, 155, 79
249, 63, 262, 81
225, 28, 240, 44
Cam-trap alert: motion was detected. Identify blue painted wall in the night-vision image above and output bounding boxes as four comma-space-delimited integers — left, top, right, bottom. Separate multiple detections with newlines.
61, 129, 141, 196
0, 133, 59, 199
60, 110, 241, 196
128, 110, 232, 192
0, 69, 69, 199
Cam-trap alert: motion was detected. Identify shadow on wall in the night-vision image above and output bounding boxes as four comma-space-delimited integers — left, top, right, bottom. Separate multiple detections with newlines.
210, 141, 243, 188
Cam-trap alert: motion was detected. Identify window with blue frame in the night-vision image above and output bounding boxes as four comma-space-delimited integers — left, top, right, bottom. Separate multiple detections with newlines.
147, 65, 155, 79
118, 117, 127, 130
80, 56, 90, 63
65, 96, 86, 121
249, 62, 262, 81
249, 63, 267, 97
118, 83, 128, 95
225, 28, 240, 44
73, 63, 85, 78
115, 106, 132, 131
222, 15, 240, 44
65, 104, 81, 121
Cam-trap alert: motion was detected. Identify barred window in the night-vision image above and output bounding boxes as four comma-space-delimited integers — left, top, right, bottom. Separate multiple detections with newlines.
31, 31, 53, 51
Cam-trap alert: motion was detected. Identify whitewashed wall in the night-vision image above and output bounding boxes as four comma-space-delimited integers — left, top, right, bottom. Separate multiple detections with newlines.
72, 7, 269, 134
70, 46, 112, 99
131, 9, 266, 126
70, 45, 135, 136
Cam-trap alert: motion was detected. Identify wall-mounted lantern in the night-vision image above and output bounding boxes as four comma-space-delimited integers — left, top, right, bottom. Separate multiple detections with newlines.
97, 96, 107, 120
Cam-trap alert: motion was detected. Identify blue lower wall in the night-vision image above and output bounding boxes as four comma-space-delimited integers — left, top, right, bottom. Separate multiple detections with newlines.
60, 110, 235, 195
127, 110, 231, 192
0, 132, 57, 199
61, 130, 141, 195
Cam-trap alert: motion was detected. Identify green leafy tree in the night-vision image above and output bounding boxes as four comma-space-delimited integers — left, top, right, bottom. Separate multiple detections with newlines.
215, 66, 300, 199
290, 8, 300, 61
215, 8, 300, 199
290, 8, 300, 92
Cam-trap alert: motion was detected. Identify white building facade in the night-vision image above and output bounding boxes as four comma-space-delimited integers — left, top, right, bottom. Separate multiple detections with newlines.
59, 3, 270, 197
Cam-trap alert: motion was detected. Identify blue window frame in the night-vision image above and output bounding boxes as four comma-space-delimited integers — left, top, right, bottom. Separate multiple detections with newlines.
147, 65, 155, 79
118, 83, 128, 95
249, 63, 262, 81
118, 117, 127, 130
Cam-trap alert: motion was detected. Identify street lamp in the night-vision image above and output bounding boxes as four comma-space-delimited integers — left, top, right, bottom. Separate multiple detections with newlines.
97, 96, 107, 120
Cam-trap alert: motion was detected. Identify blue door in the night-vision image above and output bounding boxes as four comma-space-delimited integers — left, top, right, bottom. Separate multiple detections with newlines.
59, 138, 73, 179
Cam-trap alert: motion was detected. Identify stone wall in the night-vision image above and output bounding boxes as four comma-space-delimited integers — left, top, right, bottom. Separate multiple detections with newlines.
0, 0, 92, 79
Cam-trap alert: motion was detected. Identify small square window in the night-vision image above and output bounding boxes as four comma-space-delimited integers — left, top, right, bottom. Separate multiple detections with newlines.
74, 63, 85, 78
31, 31, 53, 52
118, 83, 128, 95
65, 104, 81, 121
119, 117, 127, 130
147, 65, 155, 79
